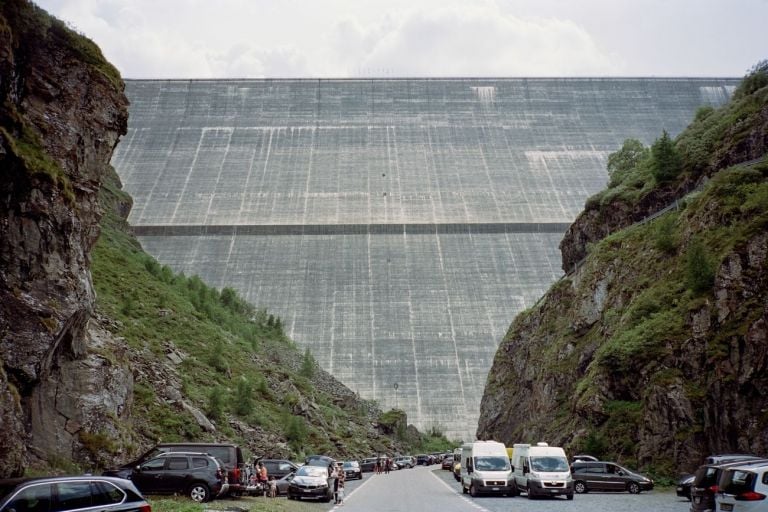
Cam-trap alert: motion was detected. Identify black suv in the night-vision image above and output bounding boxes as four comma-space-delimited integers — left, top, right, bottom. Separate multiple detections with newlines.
0, 476, 150, 512
689, 457, 767, 512
104, 442, 245, 496
128, 452, 229, 503
571, 461, 654, 494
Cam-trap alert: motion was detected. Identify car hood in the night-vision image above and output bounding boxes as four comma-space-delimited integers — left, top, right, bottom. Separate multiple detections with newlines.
293, 476, 327, 486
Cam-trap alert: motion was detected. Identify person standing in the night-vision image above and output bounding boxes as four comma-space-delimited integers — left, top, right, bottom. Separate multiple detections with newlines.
335, 468, 346, 504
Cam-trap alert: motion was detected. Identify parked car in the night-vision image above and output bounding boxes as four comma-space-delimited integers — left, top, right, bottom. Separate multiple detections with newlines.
716, 461, 768, 512
342, 461, 362, 480
676, 473, 695, 500
287, 465, 333, 502
441, 456, 455, 470
304, 455, 335, 470
258, 459, 299, 480
571, 461, 653, 494
360, 458, 378, 472
275, 472, 296, 496
415, 454, 430, 466
690, 458, 768, 512
394, 456, 415, 469
572, 454, 599, 463
0, 476, 150, 512
127, 451, 229, 502
103, 442, 245, 496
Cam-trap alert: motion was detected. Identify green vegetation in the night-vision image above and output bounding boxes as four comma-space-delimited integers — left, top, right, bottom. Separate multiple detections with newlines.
650, 130, 683, 182
499, 60, 768, 476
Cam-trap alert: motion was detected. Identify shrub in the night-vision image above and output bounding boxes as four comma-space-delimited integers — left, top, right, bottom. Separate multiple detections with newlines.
300, 348, 315, 379
651, 130, 683, 182
607, 139, 649, 187
207, 386, 225, 421
734, 59, 768, 99
652, 214, 678, 254
685, 238, 716, 293
285, 415, 308, 452
233, 377, 254, 417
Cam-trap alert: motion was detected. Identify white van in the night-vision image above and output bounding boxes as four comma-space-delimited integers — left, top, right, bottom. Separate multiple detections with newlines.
512, 442, 574, 500
460, 441, 515, 497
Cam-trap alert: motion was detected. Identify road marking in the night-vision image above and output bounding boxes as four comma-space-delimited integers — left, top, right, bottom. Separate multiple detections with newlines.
430, 471, 492, 512
329, 474, 375, 510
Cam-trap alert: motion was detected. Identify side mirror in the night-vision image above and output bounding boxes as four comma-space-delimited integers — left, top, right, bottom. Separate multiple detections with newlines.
618, 471, 625, 476
523, 467, 529, 475
510, 465, 515, 472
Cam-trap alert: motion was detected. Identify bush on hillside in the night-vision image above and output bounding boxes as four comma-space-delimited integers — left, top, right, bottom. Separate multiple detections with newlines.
685, 238, 716, 293
651, 130, 683, 182
734, 59, 768, 99
607, 138, 649, 188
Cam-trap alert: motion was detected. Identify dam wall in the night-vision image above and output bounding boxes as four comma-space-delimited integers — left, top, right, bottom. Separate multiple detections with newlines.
113, 77, 738, 441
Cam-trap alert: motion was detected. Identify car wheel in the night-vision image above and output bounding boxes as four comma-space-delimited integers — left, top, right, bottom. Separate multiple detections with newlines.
567, 493, 574, 500
574, 481, 587, 494
462, 484, 468, 494
527, 490, 535, 500
628, 482, 640, 494
469, 484, 477, 497
188, 483, 210, 503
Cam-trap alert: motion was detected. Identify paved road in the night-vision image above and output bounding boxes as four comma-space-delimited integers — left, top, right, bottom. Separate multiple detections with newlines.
321, 466, 693, 512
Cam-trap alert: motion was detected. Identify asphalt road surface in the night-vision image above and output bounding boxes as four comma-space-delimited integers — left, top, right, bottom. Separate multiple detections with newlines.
324, 466, 692, 512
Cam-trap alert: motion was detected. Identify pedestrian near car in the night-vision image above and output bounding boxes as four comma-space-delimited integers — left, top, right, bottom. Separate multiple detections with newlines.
268, 476, 277, 498
258, 462, 268, 496
335, 470, 346, 504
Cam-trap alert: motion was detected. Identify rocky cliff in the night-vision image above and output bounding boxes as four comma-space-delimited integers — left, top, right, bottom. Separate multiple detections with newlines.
478, 74, 768, 474
0, 0, 128, 476
0, 1, 435, 477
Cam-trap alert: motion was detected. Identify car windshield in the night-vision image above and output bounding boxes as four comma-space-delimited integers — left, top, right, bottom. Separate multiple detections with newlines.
531, 456, 569, 472
474, 456, 510, 471
296, 466, 327, 478
344, 462, 359, 468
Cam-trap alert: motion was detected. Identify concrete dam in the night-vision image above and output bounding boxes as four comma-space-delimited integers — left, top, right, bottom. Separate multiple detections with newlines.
112, 78, 738, 441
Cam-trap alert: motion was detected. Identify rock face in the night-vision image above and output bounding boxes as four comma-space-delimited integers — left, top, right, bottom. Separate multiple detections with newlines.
0, 0, 128, 476
478, 84, 768, 472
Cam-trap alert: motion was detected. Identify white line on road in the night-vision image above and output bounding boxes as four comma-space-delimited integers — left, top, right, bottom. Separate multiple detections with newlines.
430, 471, 492, 512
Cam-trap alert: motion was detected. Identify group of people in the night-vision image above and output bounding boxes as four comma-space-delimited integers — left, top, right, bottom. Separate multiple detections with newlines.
246, 461, 277, 498
329, 462, 346, 504
373, 457, 393, 474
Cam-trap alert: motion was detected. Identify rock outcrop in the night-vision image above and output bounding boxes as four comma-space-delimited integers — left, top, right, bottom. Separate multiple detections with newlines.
478, 81, 768, 473
0, 0, 128, 476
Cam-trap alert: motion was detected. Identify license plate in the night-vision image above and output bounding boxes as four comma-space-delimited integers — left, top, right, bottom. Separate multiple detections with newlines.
721, 504, 734, 511
492, 487, 499, 491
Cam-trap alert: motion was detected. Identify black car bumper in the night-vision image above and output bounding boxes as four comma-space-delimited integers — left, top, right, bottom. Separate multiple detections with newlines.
288, 485, 331, 500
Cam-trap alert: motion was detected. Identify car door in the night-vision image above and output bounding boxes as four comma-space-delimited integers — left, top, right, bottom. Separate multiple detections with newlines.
163, 456, 192, 494
132, 456, 169, 494
584, 463, 609, 491
4, 483, 54, 512
605, 464, 627, 491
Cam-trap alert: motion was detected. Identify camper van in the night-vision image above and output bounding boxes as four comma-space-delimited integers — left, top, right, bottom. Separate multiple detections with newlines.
512, 442, 573, 500
460, 441, 515, 497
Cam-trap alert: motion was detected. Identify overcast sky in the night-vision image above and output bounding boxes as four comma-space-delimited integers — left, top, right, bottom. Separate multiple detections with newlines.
35, 0, 767, 79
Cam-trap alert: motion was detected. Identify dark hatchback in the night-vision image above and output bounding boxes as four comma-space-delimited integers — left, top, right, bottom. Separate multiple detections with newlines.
572, 461, 654, 494
342, 461, 362, 480
259, 459, 299, 480
0, 476, 150, 512
128, 452, 228, 503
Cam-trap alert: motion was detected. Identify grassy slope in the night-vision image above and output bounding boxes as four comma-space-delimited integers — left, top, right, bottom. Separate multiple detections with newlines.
92, 167, 455, 460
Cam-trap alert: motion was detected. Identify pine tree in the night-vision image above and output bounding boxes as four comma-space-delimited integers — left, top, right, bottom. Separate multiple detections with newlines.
650, 130, 683, 182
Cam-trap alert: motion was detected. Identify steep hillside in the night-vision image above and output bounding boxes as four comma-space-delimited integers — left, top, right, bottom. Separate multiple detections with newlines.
478, 63, 768, 476
0, 0, 446, 477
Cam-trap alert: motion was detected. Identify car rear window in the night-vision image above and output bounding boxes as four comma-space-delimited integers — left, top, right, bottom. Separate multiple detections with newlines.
204, 447, 232, 464
4, 483, 52, 512
722, 469, 756, 494
192, 457, 210, 468
90, 482, 124, 506
56, 482, 92, 511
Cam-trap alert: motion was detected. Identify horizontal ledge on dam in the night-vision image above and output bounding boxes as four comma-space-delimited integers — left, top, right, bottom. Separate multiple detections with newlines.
131, 222, 572, 237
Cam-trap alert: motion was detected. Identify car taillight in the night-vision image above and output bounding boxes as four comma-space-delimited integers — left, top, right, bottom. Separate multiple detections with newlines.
233, 468, 240, 481
139, 505, 152, 512
736, 491, 766, 501
708, 485, 719, 493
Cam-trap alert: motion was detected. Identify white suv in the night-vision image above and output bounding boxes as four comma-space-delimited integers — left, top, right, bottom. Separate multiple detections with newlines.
716, 462, 768, 511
